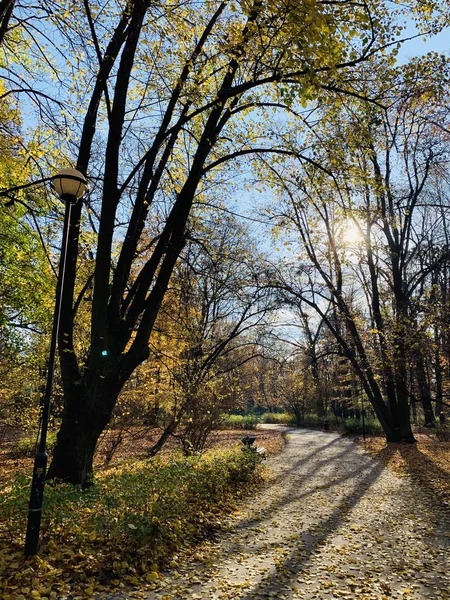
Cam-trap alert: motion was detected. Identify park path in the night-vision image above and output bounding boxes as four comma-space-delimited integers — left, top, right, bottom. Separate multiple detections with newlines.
106, 427, 450, 600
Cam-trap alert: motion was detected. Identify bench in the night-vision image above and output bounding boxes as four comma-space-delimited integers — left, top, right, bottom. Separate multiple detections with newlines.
241, 436, 266, 459
256, 446, 267, 459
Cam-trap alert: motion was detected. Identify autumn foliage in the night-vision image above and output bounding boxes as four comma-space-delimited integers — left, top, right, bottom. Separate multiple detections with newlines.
0, 447, 262, 599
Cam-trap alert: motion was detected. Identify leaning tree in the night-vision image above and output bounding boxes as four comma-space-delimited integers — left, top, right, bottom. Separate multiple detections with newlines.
264, 57, 450, 442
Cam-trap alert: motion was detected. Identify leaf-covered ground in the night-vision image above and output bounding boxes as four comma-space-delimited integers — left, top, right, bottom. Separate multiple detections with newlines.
101, 427, 450, 600
0, 427, 283, 487
0, 429, 284, 600
354, 433, 450, 510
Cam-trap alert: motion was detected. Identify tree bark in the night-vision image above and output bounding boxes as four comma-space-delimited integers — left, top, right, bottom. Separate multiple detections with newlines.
415, 352, 435, 427
390, 302, 415, 443
47, 379, 118, 486
148, 417, 179, 458
0, 0, 14, 45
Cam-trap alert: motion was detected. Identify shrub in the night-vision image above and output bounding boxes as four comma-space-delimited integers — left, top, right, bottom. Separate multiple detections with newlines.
220, 414, 259, 430
298, 413, 320, 428
435, 424, 450, 442
0, 447, 262, 597
260, 412, 296, 426
10, 430, 57, 457
341, 416, 383, 436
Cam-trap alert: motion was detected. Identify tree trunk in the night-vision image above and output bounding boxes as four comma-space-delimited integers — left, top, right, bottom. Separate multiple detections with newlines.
47, 382, 117, 486
390, 267, 415, 443
148, 417, 179, 457
309, 357, 324, 417
47, 418, 103, 487
415, 352, 435, 427
0, 0, 14, 45
47, 358, 129, 486
434, 325, 443, 417
391, 345, 415, 442
292, 403, 304, 426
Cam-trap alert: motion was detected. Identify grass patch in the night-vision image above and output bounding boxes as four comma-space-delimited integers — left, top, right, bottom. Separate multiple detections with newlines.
260, 412, 295, 426
0, 447, 262, 598
341, 416, 383, 436
9, 431, 57, 458
220, 414, 259, 430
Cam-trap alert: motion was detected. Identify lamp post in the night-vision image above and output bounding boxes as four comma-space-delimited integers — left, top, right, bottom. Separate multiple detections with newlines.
361, 378, 366, 441
24, 168, 87, 556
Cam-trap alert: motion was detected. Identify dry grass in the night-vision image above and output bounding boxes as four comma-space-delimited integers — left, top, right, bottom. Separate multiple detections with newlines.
355, 432, 450, 509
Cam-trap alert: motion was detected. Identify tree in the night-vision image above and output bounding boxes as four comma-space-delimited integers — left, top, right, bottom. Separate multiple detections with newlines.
265, 56, 450, 441
0, 1, 14, 47
0, 82, 54, 432
147, 214, 272, 455
1, 1, 445, 484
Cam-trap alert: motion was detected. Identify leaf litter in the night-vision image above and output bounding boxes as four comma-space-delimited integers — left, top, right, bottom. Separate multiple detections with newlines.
101, 428, 450, 600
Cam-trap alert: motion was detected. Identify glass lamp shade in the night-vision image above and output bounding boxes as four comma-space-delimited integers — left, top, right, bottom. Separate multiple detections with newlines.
53, 168, 87, 201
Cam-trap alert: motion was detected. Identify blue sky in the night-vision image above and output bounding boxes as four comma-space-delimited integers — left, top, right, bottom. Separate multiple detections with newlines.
396, 22, 449, 63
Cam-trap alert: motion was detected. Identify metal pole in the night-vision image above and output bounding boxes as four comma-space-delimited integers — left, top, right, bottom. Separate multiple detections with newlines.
361, 379, 366, 441
24, 197, 74, 556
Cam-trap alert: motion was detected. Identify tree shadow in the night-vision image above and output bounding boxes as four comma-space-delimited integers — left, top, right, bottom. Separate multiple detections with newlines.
364, 440, 450, 517
234, 443, 449, 600
270, 434, 345, 483
396, 444, 450, 516
231, 439, 370, 535
236, 455, 386, 599
206, 437, 450, 600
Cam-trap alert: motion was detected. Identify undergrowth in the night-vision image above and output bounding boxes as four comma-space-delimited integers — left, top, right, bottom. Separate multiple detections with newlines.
9, 432, 58, 458
0, 447, 262, 599
341, 416, 383, 436
220, 414, 259, 429
260, 412, 295, 425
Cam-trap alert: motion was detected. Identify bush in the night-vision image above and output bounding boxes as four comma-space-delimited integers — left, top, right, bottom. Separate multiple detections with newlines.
0, 447, 262, 597
260, 412, 296, 426
301, 413, 321, 428
10, 430, 57, 457
341, 416, 383, 436
435, 424, 450, 442
220, 414, 259, 429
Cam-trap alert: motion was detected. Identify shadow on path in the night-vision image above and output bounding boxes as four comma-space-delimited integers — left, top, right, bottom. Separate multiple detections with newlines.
238, 454, 385, 599
231, 435, 373, 536
213, 432, 449, 600
397, 445, 450, 517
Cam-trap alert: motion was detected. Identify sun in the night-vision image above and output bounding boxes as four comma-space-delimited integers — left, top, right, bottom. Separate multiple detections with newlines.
342, 222, 362, 245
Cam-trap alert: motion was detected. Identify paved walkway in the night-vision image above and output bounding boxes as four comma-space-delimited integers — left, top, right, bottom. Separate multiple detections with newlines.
107, 427, 450, 600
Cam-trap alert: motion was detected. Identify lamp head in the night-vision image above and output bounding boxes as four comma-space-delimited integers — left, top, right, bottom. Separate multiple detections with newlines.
53, 168, 87, 202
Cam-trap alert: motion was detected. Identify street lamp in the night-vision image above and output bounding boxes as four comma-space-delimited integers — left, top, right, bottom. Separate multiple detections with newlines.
24, 168, 87, 556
